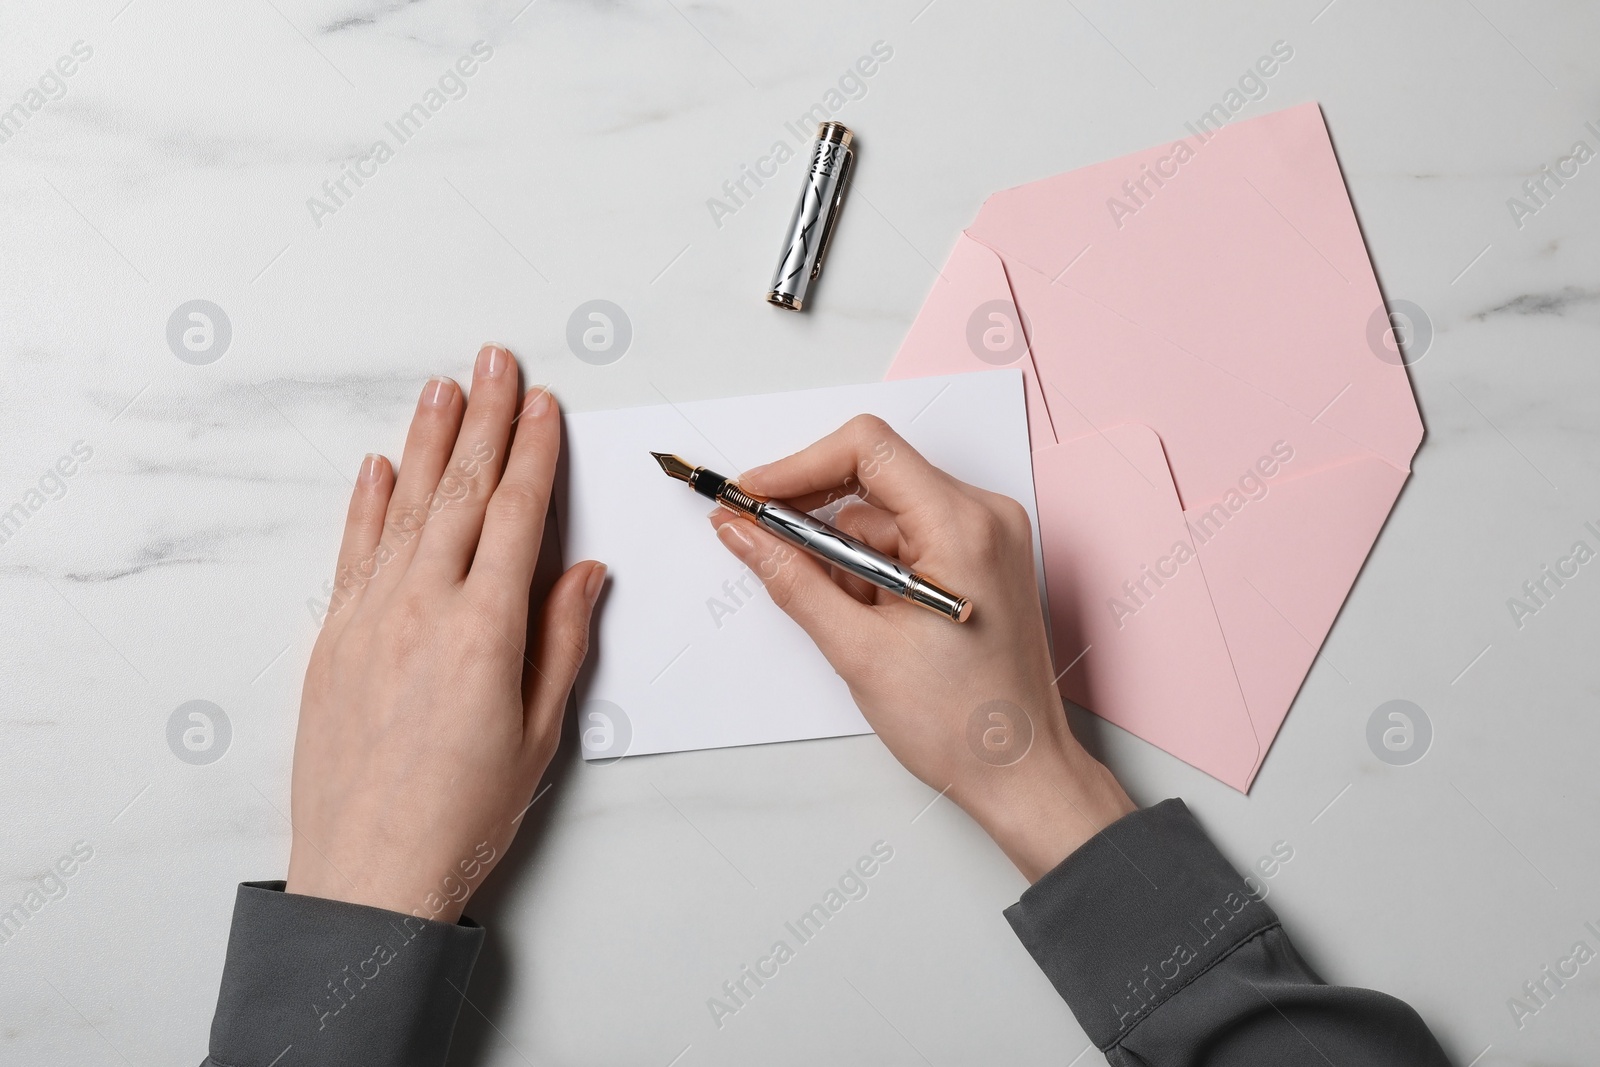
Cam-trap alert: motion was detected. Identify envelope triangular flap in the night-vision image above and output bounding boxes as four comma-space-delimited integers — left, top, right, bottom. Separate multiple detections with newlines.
885, 233, 1058, 451
1182, 453, 1411, 783
1035, 423, 1260, 789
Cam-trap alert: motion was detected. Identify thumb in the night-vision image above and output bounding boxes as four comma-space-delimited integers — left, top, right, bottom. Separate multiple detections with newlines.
709, 511, 870, 668
523, 559, 605, 750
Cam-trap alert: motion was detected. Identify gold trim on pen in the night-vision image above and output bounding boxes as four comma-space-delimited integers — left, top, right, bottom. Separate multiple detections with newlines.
817, 121, 853, 148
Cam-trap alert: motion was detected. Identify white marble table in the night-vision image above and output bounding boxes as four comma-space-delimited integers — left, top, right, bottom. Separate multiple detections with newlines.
3, 1, 1598, 1063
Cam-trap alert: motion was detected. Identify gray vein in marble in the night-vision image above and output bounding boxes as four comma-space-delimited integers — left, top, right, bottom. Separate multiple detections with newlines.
97, 373, 421, 433
255, 373, 443, 425
320, 0, 430, 35
59, 556, 213, 585
7, 100, 340, 172
4, 515, 298, 583
595, 108, 684, 136
58, 547, 219, 588
113, 457, 323, 489
1, 95, 500, 182
1473, 285, 1600, 319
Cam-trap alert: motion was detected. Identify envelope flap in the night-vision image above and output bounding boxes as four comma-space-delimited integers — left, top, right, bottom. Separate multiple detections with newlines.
1035, 424, 1260, 790
1185, 453, 1410, 642
970, 103, 1422, 473
1002, 255, 1371, 510
1185, 454, 1412, 783
885, 233, 1058, 450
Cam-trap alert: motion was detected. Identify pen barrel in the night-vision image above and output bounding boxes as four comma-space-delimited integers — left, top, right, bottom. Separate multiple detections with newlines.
767, 123, 853, 311
754, 502, 970, 623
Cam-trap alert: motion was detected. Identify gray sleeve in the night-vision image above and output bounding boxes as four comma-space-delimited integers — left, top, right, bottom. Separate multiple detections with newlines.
1004, 800, 1450, 1065
202, 881, 484, 1067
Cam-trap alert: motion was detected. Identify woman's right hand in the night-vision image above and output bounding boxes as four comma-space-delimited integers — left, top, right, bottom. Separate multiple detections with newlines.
710, 415, 1134, 882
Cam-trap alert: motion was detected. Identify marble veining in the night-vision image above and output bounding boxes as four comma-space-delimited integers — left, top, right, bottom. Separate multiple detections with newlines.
1473, 285, 1600, 318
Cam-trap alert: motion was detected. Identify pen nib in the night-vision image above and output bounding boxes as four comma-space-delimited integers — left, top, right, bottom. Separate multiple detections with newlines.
650, 451, 697, 484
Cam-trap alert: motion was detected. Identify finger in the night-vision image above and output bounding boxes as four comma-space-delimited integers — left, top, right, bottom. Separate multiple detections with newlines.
324, 453, 394, 626
829, 501, 902, 553
827, 501, 902, 605
763, 486, 866, 514
522, 560, 606, 758
739, 414, 954, 522
746, 471, 871, 515
415, 344, 521, 582
708, 511, 871, 668
373, 376, 464, 591
468, 385, 560, 614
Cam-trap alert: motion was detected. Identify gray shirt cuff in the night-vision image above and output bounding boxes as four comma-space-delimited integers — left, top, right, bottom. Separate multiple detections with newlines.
1003, 799, 1279, 1049
206, 881, 484, 1067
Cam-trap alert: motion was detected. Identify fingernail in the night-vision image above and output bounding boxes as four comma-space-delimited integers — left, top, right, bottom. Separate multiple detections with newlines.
422, 377, 456, 407
741, 463, 770, 485
477, 344, 509, 378
584, 562, 607, 604
524, 387, 551, 419
715, 519, 755, 553
358, 454, 382, 484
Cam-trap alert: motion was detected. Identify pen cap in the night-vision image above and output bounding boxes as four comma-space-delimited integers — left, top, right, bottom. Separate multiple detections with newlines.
766, 123, 854, 311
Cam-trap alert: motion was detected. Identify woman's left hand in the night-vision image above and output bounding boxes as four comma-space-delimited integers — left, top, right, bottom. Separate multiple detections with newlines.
284, 344, 605, 923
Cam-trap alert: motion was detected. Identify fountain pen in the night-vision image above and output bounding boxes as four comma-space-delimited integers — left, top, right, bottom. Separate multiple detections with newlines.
651, 452, 972, 623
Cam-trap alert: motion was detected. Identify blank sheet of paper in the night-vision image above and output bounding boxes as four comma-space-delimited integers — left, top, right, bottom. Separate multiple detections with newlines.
560, 369, 1039, 760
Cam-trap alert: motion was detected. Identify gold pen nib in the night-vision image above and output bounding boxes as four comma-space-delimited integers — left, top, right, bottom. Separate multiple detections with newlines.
650, 451, 697, 484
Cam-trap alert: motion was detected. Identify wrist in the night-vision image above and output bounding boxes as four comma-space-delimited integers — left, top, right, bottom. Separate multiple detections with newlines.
962, 747, 1137, 883
286, 856, 468, 924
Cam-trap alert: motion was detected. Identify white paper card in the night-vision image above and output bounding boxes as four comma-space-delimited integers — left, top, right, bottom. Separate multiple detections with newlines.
560, 369, 1039, 759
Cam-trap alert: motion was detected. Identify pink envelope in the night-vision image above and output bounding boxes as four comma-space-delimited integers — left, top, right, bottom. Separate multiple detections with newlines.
887, 103, 1421, 791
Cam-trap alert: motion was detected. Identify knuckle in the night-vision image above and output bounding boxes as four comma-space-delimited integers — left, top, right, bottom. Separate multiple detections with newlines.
845, 416, 902, 483
759, 549, 802, 610
555, 623, 590, 672
488, 483, 542, 525
524, 710, 562, 760
846, 413, 892, 439
846, 414, 894, 458
386, 505, 427, 544
994, 495, 1032, 539
433, 469, 489, 513
831, 502, 874, 538
963, 502, 1009, 554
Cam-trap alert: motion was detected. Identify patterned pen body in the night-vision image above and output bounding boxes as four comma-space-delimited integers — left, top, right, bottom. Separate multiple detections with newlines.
767, 123, 854, 311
